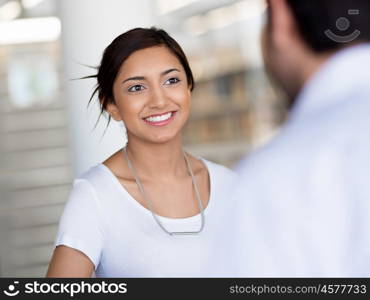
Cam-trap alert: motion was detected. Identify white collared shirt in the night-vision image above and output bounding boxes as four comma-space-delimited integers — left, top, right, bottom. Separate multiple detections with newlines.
225, 44, 370, 277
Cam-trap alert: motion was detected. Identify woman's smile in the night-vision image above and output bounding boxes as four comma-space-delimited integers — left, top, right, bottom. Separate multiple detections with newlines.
142, 111, 177, 126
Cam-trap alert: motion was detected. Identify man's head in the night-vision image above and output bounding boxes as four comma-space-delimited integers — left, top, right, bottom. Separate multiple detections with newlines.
264, 0, 370, 102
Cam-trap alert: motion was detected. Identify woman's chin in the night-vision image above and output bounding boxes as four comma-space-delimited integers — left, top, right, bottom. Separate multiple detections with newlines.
145, 131, 181, 144
149, 136, 178, 144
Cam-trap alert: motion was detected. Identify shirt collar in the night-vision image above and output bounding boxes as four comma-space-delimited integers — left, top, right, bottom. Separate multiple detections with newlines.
289, 43, 370, 121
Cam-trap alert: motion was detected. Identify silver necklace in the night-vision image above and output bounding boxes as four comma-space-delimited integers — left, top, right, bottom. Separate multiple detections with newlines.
123, 146, 205, 236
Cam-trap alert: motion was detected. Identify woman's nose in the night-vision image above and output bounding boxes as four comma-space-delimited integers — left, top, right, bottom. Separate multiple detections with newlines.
148, 86, 167, 108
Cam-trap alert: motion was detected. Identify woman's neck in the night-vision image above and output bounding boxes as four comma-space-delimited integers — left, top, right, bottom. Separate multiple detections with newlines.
125, 135, 187, 180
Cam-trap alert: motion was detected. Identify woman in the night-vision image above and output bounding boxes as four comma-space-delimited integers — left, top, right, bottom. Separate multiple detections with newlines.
46, 27, 236, 277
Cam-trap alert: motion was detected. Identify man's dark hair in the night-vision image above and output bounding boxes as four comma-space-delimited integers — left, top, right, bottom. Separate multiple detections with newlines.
286, 0, 370, 52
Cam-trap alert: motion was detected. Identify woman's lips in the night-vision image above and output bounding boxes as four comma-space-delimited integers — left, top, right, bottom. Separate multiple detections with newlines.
143, 111, 177, 127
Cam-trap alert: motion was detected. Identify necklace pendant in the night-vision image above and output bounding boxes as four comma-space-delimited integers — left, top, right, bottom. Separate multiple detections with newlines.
123, 146, 205, 236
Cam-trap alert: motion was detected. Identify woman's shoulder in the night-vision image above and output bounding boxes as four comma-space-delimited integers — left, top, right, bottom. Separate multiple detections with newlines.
72, 163, 114, 197
74, 148, 124, 182
71, 149, 130, 199
197, 157, 239, 202
197, 156, 238, 181
76, 164, 105, 183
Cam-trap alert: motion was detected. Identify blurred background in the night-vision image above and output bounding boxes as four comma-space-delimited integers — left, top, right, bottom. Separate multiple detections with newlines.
0, 0, 287, 276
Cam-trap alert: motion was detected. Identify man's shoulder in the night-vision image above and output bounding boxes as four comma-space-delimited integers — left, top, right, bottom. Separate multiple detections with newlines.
236, 132, 300, 174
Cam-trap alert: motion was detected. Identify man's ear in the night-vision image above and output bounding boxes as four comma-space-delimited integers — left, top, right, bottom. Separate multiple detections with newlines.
268, 0, 302, 49
106, 102, 122, 121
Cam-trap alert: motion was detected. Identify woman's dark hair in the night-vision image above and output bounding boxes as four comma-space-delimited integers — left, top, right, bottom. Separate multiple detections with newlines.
84, 27, 194, 130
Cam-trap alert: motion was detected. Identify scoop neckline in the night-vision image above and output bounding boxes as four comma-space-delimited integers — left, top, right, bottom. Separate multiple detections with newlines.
97, 157, 214, 224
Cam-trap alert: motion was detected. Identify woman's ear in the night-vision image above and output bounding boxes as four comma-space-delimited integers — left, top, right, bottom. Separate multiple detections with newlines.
106, 102, 122, 121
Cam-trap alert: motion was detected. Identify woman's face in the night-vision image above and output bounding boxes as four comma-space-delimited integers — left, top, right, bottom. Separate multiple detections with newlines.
110, 45, 191, 144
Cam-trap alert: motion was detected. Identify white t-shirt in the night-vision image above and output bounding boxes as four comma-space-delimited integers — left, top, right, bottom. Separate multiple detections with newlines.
54, 158, 237, 277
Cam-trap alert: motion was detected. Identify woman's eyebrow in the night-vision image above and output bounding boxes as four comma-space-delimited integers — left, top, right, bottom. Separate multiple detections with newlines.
122, 76, 145, 84
161, 68, 180, 76
122, 68, 180, 84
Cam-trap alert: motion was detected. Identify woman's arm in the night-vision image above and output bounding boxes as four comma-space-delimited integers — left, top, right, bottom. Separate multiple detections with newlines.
46, 245, 94, 277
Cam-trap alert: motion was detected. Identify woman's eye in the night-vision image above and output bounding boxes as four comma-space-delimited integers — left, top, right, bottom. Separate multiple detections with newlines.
128, 85, 144, 92
164, 77, 180, 85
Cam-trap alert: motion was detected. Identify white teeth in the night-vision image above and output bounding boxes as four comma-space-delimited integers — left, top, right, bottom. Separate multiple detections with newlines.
145, 112, 172, 123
